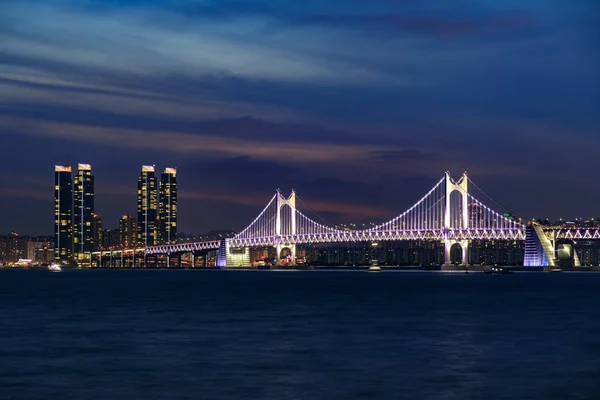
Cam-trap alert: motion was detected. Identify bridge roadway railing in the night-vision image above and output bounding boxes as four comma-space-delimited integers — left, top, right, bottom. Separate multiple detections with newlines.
445, 228, 525, 241
145, 240, 221, 255
543, 228, 600, 240
141, 228, 600, 255
91, 248, 145, 256
542, 226, 600, 240
228, 228, 526, 248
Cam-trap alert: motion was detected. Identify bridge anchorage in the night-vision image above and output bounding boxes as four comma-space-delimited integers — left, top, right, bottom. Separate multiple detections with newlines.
211, 171, 526, 268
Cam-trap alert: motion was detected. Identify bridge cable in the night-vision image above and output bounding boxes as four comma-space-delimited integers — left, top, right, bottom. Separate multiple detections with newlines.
448, 177, 524, 229
294, 194, 345, 231
466, 177, 523, 220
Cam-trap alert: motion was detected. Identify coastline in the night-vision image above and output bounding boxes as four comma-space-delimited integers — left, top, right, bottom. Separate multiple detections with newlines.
5, 265, 600, 272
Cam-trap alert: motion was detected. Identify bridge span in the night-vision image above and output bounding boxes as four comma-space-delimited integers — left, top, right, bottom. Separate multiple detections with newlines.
143, 172, 531, 267
91, 172, 596, 268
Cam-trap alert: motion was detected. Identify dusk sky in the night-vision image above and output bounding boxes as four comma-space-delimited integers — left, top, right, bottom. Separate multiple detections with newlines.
1, 0, 599, 235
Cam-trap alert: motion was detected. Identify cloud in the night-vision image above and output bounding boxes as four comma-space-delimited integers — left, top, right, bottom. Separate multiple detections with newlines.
370, 149, 430, 160
0, 187, 47, 200
0, 0, 599, 235
0, 116, 435, 167
0, 1, 397, 86
299, 10, 534, 37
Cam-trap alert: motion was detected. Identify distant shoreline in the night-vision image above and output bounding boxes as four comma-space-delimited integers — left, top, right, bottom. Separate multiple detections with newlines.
4, 265, 600, 272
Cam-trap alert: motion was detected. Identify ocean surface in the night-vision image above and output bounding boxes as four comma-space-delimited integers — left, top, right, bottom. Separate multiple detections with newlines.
1, 269, 600, 400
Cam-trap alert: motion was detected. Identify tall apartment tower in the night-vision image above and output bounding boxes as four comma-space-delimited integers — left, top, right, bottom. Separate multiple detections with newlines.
158, 167, 178, 244
137, 165, 157, 247
119, 215, 137, 249
73, 163, 94, 260
92, 213, 103, 252
54, 165, 73, 262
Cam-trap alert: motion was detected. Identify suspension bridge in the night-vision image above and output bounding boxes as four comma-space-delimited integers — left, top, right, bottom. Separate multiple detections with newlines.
139, 171, 545, 267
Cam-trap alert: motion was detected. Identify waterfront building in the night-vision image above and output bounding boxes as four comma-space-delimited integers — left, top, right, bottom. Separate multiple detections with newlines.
102, 228, 120, 250
137, 165, 157, 246
92, 214, 103, 252
73, 163, 94, 261
6, 232, 28, 263
119, 215, 137, 249
158, 167, 177, 244
26, 237, 54, 264
54, 165, 73, 262
0, 235, 6, 265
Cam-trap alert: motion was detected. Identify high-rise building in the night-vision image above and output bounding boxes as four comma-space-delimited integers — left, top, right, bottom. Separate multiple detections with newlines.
119, 215, 137, 249
102, 228, 120, 250
92, 213, 103, 251
6, 232, 27, 263
158, 167, 178, 244
55, 165, 73, 262
137, 165, 157, 247
73, 163, 94, 261
27, 236, 54, 264
0, 235, 7, 265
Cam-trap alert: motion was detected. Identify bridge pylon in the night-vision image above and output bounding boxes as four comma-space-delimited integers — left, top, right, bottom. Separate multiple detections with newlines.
443, 172, 469, 267
275, 189, 296, 266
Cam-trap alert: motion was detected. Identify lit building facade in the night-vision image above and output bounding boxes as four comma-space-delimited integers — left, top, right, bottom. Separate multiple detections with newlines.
119, 215, 137, 249
158, 167, 178, 244
0, 236, 6, 265
137, 165, 157, 247
73, 163, 94, 260
92, 213, 103, 251
6, 232, 27, 263
54, 165, 73, 261
102, 228, 121, 250
27, 237, 54, 264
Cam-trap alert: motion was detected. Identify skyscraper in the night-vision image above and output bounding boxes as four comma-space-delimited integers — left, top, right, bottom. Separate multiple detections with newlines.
55, 165, 73, 262
158, 167, 178, 244
73, 163, 94, 261
6, 232, 26, 263
102, 228, 120, 250
92, 213, 103, 252
119, 215, 137, 249
137, 165, 157, 247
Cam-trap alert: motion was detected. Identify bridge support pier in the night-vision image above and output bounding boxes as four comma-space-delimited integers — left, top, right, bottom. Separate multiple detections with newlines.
289, 244, 296, 266
276, 243, 296, 266
443, 239, 469, 267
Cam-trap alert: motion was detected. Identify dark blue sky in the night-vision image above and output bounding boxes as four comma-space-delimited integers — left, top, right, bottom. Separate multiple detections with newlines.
1, 0, 599, 235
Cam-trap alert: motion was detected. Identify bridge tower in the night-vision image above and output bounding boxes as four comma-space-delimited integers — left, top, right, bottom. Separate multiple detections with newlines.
443, 172, 469, 267
276, 189, 296, 266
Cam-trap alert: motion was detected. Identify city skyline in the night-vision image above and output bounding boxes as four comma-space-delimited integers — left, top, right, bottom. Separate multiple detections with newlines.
2, 3, 599, 398
51, 164, 179, 255
1, 0, 599, 235
5, 164, 600, 237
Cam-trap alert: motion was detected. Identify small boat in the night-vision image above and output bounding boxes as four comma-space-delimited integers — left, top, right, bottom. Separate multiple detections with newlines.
484, 267, 512, 275
368, 266, 382, 272
48, 264, 62, 272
